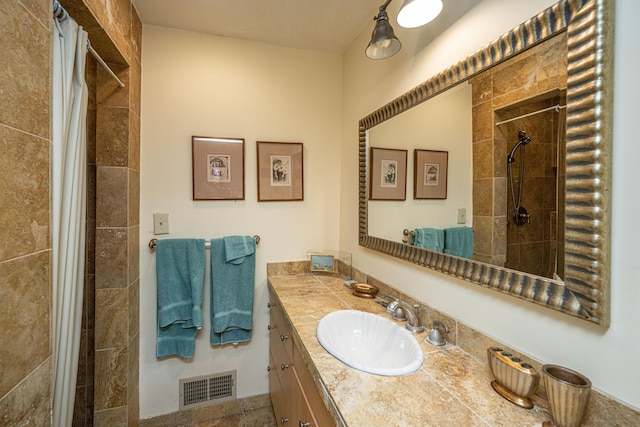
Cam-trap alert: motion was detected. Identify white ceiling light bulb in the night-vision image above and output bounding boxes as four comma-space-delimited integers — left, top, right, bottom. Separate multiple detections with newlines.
397, 0, 443, 28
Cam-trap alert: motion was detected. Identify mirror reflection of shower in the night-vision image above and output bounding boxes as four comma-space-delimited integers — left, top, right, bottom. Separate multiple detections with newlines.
507, 130, 532, 226
495, 94, 566, 280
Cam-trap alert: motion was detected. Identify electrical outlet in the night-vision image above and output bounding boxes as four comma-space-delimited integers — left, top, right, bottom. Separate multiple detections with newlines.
457, 208, 467, 224
154, 213, 170, 235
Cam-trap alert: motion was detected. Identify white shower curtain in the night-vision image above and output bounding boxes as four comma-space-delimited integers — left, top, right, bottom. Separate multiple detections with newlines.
51, 13, 89, 427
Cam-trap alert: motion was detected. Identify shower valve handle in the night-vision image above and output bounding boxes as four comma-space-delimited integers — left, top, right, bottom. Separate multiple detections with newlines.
513, 206, 530, 226
517, 212, 531, 224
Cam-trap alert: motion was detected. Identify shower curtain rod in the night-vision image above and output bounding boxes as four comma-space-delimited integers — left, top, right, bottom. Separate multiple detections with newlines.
495, 104, 565, 126
53, 0, 125, 88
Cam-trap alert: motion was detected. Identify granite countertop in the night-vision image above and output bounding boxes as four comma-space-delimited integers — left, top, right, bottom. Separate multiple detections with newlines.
268, 273, 550, 427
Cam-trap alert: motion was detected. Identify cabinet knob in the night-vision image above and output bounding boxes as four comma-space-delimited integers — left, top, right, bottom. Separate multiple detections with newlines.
268, 324, 273, 330
280, 334, 289, 342
268, 302, 275, 308
280, 363, 289, 371
280, 417, 289, 424
299, 422, 310, 427
267, 366, 274, 372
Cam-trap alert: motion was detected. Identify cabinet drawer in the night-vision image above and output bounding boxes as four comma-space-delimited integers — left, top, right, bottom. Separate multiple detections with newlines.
269, 351, 288, 425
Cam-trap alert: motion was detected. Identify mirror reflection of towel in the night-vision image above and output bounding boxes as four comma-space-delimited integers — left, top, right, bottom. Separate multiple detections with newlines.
210, 236, 256, 345
444, 227, 474, 259
413, 228, 444, 252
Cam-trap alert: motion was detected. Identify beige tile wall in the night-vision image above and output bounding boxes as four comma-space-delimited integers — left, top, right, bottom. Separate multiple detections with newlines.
0, 0, 53, 424
0, 0, 141, 425
73, 55, 98, 427
470, 32, 567, 269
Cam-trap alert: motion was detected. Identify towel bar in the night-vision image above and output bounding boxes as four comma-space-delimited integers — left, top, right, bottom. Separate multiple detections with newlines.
403, 228, 473, 236
149, 235, 260, 250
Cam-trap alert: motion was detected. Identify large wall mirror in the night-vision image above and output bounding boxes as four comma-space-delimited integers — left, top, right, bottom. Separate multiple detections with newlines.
359, 0, 613, 326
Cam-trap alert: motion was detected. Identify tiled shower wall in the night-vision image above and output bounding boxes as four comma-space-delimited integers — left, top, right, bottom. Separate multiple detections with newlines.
0, 0, 141, 425
73, 56, 98, 427
470, 32, 568, 268
0, 1, 53, 424
498, 99, 566, 278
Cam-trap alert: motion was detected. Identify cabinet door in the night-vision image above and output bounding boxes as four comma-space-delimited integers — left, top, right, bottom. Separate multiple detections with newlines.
291, 373, 316, 427
293, 342, 335, 426
269, 294, 293, 363
269, 351, 290, 426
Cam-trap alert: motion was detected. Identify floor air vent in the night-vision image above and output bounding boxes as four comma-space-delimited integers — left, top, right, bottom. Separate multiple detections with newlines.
179, 370, 236, 410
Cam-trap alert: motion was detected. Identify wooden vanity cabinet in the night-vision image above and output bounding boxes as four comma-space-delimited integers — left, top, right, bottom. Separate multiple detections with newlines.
268, 288, 334, 426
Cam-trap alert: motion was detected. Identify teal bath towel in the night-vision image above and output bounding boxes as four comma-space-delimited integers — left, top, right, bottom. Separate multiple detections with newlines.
210, 236, 256, 345
413, 228, 444, 252
444, 227, 474, 259
155, 238, 206, 358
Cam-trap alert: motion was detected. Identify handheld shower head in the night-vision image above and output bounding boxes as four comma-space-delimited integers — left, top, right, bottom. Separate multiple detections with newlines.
518, 130, 532, 145
507, 131, 532, 163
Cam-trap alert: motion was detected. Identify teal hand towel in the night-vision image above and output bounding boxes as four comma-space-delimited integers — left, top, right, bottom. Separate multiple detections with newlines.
224, 235, 256, 265
413, 228, 444, 252
210, 236, 256, 345
444, 227, 474, 259
155, 238, 205, 358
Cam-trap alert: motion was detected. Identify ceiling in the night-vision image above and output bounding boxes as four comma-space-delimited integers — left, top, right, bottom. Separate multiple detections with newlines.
131, 0, 383, 55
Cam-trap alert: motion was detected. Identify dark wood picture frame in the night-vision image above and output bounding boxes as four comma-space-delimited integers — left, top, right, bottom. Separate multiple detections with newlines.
369, 147, 407, 201
257, 141, 304, 202
414, 149, 448, 199
192, 136, 245, 200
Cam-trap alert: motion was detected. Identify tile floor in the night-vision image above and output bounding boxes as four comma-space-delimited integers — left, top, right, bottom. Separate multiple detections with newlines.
192, 406, 276, 427
139, 396, 277, 427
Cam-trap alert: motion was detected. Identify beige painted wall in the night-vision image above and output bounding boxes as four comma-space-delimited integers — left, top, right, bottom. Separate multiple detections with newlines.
139, 25, 343, 418
341, 0, 640, 410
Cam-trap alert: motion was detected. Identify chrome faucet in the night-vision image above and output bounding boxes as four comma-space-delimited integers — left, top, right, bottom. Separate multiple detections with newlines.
386, 300, 424, 333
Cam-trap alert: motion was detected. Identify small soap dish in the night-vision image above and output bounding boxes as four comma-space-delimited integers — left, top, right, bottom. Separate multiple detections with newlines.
351, 283, 379, 299
487, 347, 539, 409
344, 280, 357, 288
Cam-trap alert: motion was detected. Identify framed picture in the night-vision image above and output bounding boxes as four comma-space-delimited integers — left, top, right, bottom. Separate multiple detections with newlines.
192, 136, 245, 200
257, 141, 304, 201
310, 254, 335, 272
414, 149, 448, 199
369, 147, 407, 201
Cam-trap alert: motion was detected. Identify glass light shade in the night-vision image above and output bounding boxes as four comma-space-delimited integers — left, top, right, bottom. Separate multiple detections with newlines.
397, 0, 443, 28
365, 13, 402, 59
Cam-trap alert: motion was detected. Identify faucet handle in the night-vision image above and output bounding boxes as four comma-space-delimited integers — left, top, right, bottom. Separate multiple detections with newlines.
426, 320, 449, 346
433, 320, 449, 333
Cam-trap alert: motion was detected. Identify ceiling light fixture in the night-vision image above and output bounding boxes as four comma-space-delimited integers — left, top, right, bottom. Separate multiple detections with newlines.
397, 0, 443, 28
366, 0, 444, 59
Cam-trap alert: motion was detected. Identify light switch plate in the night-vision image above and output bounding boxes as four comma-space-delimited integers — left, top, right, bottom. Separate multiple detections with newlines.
153, 213, 169, 235
457, 208, 467, 224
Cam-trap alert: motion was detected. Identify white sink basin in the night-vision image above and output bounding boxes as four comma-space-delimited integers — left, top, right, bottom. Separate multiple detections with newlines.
316, 310, 424, 376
